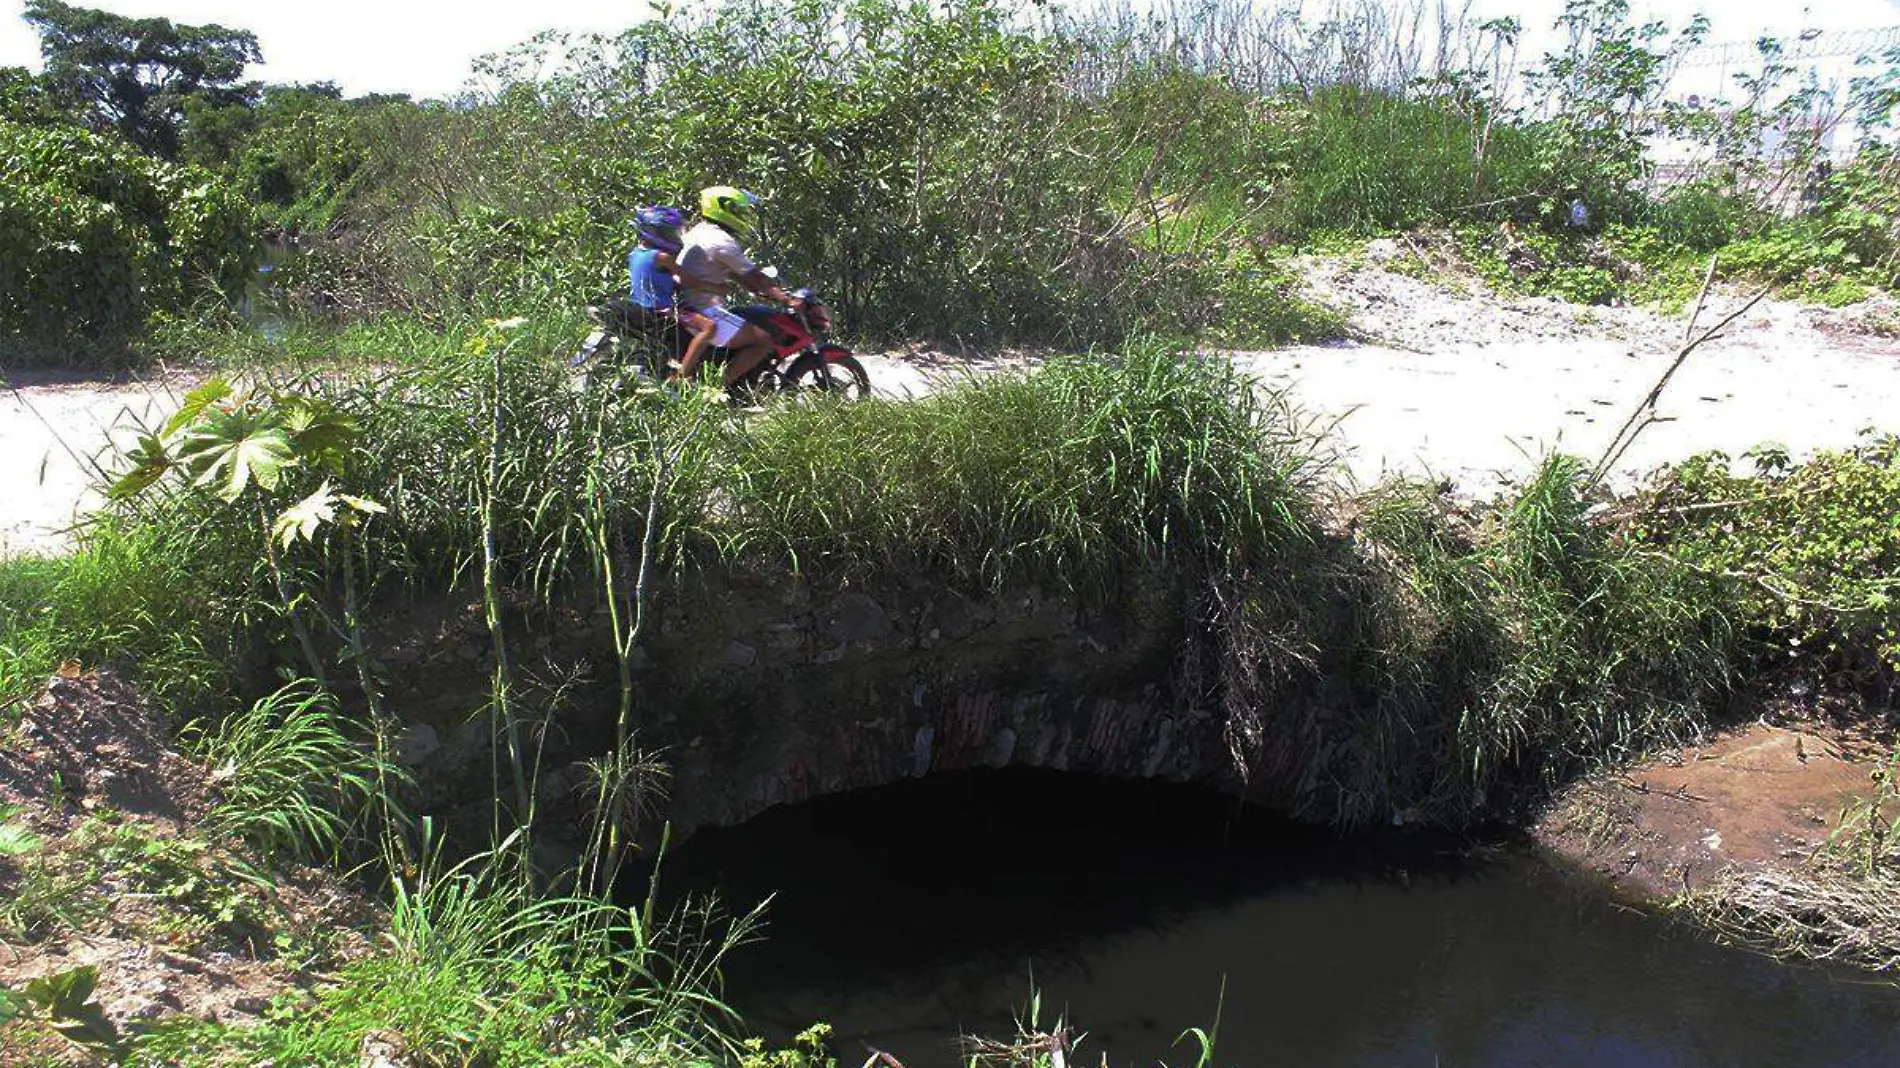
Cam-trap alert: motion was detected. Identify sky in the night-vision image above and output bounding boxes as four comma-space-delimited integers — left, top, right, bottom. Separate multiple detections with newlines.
1, 0, 1898, 99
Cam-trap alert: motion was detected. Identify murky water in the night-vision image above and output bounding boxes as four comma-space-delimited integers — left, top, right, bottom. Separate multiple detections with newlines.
664, 770, 1900, 1068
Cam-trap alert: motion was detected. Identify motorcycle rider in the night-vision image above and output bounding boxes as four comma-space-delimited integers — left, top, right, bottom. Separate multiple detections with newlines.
671, 185, 806, 388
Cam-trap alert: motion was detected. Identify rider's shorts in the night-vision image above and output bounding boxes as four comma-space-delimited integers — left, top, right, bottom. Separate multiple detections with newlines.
696, 305, 747, 348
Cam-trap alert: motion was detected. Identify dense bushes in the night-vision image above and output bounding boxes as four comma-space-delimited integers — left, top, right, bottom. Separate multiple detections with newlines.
1638, 436, 1900, 685
12, 0, 1894, 361
0, 119, 254, 361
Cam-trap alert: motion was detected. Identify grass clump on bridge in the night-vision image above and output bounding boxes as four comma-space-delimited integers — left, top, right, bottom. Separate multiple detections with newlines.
726, 345, 1326, 593
1324, 457, 1738, 826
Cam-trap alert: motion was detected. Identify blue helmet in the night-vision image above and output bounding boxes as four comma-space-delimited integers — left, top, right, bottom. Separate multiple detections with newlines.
635, 205, 686, 252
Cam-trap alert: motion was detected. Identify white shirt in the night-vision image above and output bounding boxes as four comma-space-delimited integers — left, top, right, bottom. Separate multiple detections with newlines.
675, 221, 758, 308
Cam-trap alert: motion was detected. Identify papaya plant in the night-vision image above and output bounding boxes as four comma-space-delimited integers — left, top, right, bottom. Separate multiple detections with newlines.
110, 378, 384, 690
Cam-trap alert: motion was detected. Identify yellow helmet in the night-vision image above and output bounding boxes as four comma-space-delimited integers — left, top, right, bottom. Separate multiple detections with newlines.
698, 185, 761, 236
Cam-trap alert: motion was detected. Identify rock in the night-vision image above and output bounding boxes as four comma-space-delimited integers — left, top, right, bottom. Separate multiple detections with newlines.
395, 724, 440, 766
717, 641, 758, 669
823, 592, 893, 643
983, 727, 1017, 768
361, 1029, 413, 1068
911, 725, 935, 777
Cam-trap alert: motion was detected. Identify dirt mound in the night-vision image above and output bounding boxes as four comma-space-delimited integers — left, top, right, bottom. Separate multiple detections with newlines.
0, 671, 375, 1064
0, 667, 210, 825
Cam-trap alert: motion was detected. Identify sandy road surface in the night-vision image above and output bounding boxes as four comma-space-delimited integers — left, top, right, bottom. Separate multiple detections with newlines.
3, 374, 183, 556
6, 261, 1899, 554
1236, 328, 1900, 495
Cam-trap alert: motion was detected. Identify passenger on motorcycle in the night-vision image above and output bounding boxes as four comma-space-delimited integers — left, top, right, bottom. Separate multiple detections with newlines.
671, 185, 807, 388
624, 205, 709, 344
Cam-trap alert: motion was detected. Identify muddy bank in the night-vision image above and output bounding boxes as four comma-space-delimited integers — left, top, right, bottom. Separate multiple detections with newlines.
0, 671, 376, 1061
1534, 715, 1891, 903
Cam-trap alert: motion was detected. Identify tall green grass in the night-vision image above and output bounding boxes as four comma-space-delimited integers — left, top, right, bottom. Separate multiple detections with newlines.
135, 833, 760, 1067
193, 680, 401, 862
723, 346, 1324, 592
1329, 457, 1737, 823
0, 523, 232, 718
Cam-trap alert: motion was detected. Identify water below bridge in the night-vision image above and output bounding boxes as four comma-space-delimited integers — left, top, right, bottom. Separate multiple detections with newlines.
664, 769, 1900, 1068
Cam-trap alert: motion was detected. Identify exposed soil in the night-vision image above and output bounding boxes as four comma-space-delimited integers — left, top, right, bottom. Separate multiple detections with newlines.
0, 670, 375, 1064
1534, 710, 1892, 903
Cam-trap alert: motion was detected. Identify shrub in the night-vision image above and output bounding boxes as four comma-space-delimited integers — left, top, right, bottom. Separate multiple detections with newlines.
0, 119, 255, 362
1323, 457, 1735, 824
1636, 437, 1900, 683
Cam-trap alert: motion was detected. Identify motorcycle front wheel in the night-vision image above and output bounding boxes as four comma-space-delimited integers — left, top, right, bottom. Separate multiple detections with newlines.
784, 348, 872, 401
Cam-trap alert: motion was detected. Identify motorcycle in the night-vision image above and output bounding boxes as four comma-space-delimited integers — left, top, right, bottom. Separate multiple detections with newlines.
574, 287, 872, 402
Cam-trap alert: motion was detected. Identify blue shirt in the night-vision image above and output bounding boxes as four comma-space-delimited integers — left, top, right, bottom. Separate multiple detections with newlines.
627, 247, 677, 310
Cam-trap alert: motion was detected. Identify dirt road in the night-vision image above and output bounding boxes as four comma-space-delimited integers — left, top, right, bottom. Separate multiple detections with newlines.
7, 261, 1899, 555
2, 373, 181, 556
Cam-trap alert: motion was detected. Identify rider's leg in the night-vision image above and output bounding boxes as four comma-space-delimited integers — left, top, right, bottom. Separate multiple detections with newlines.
722, 325, 775, 388
671, 311, 715, 383
674, 306, 743, 384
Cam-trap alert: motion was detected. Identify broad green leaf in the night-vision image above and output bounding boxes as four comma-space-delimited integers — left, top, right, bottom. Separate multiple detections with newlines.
160, 378, 236, 440
273, 481, 337, 548
175, 409, 295, 502
0, 986, 28, 1026
105, 432, 173, 501
25, 965, 97, 1012
279, 398, 361, 472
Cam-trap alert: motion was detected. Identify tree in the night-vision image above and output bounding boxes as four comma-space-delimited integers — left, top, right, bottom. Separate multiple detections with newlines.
0, 66, 60, 124
23, 0, 261, 157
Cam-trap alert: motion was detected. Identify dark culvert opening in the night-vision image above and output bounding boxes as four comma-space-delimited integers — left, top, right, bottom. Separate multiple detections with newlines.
647, 769, 1900, 1068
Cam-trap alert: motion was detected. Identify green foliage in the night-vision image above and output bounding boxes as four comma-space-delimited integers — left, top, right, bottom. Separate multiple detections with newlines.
138, 838, 756, 1068
290, 336, 1325, 603
0, 66, 61, 125
0, 527, 232, 719
87, 823, 271, 937
1525, 0, 1708, 222
112, 376, 375, 524
0, 806, 41, 857
740, 1024, 837, 1068
1456, 224, 1622, 305
722, 345, 1322, 591
194, 681, 395, 860
86, 337, 1744, 829
224, 0, 1358, 346
0, 965, 123, 1057
228, 84, 412, 234
0, 815, 287, 950
0, 118, 254, 362
1636, 437, 1900, 680
1258, 84, 1546, 236
24, 0, 261, 159
1329, 456, 1734, 824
